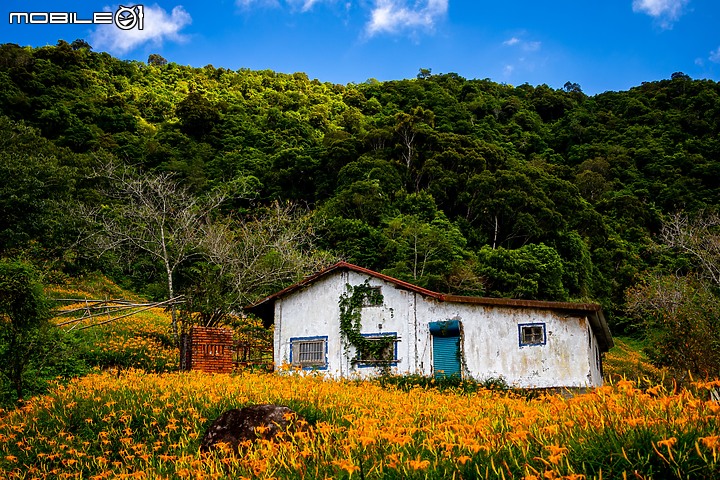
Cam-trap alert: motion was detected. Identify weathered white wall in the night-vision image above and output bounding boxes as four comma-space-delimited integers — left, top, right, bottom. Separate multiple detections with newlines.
274, 270, 420, 378
409, 301, 601, 388
274, 270, 604, 387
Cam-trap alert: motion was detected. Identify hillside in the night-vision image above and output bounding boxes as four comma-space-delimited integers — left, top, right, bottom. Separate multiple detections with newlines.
49, 275, 178, 373
1, 41, 719, 376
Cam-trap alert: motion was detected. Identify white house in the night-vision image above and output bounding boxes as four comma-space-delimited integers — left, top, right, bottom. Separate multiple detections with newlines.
247, 262, 613, 389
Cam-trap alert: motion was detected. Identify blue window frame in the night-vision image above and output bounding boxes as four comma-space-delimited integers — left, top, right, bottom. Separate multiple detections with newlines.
518, 323, 546, 347
356, 332, 398, 367
290, 336, 328, 369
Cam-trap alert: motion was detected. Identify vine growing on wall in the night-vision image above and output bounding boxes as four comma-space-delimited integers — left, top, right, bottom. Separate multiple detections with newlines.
338, 281, 394, 367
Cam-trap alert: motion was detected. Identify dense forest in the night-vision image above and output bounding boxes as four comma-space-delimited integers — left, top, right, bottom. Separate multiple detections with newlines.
1, 40, 719, 377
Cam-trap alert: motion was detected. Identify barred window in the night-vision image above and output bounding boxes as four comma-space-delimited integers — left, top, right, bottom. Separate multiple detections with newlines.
519, 324, 546, 346
291, 337, 327, 368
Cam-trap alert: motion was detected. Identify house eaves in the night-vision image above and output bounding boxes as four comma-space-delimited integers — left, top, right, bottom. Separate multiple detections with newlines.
245, 261, 614, 351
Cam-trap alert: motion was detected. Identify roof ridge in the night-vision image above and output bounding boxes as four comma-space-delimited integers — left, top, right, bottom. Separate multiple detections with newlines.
248, 260, 601, 311
245, 260, 612, 350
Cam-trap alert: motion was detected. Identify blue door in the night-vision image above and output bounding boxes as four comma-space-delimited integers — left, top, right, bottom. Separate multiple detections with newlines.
429, 320, 461, 379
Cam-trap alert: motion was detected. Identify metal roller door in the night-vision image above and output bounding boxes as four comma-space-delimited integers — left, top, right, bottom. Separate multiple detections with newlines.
429, 320, 461, 379
432, 335, 461, 378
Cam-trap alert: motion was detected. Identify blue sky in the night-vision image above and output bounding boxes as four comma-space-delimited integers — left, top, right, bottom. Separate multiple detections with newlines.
2, 0, 719, 94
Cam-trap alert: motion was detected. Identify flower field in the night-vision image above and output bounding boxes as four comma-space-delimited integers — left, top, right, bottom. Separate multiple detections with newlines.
602, 338, 669, 387
1, 277, 710, 478
1, 370, 718, 479
50, 279, 179, 373
65, 306, 179, 373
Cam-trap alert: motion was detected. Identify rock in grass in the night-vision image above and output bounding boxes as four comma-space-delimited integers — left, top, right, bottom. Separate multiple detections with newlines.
200, 404, 302, 453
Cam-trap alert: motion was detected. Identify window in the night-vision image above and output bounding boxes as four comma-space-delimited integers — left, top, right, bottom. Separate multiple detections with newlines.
356, 333, 398, 366
290, 336, 327, 369
361, 287, 383, 307
519, 323, 546, 346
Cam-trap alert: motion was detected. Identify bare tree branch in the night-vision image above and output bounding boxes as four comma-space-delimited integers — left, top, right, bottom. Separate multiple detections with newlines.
198, 202, 335, 311
85, 161, 227, 342
661, 211, 720, 286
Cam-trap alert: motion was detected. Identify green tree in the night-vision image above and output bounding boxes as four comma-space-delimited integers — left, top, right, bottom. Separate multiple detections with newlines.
382, 193, 471, 290
322, 179, 396, 226
147, 53, 168, 67
466, 169, 564, 249
0, 259, 52, 402
476, 243, 568, 300
383, 214, 463, 285
627, 274, 720, 380
315, 216, 395, 271
176, 92, 220, 138
0, 118, 78, 259
394, 106, 434, 170
417, 68, 432, 80
70, 39, 92, 51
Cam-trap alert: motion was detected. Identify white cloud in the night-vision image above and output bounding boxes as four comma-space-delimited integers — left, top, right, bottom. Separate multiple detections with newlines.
293, 0, 325, 11
236, 0, 278, 6
91, 4, 192, 55
524, 41, 541, 52
502, 36, 541, 52
236, 0, 327, 11
235, 0, 447, 37
632, 0, 689, 27
365, 0, 448, 36
500, 34, 545, 80
710, 46, 720, 63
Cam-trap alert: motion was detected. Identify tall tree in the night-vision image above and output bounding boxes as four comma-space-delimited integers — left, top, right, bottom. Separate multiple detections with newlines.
89, 162, 227, 342
186, 202, 334, 326
0, 259, 51, 402
205, 203, 333, 304
147, 53, 168, 66
394, 106, 434, 170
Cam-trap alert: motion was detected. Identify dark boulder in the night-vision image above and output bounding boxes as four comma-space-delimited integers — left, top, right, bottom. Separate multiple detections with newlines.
200, 404, 302, 453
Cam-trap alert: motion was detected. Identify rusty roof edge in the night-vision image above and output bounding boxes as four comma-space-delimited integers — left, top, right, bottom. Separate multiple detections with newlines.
439, 294, 602, 312
245, 261, 605, 313
340, 262, 445, 300
244, 261, 347, 312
